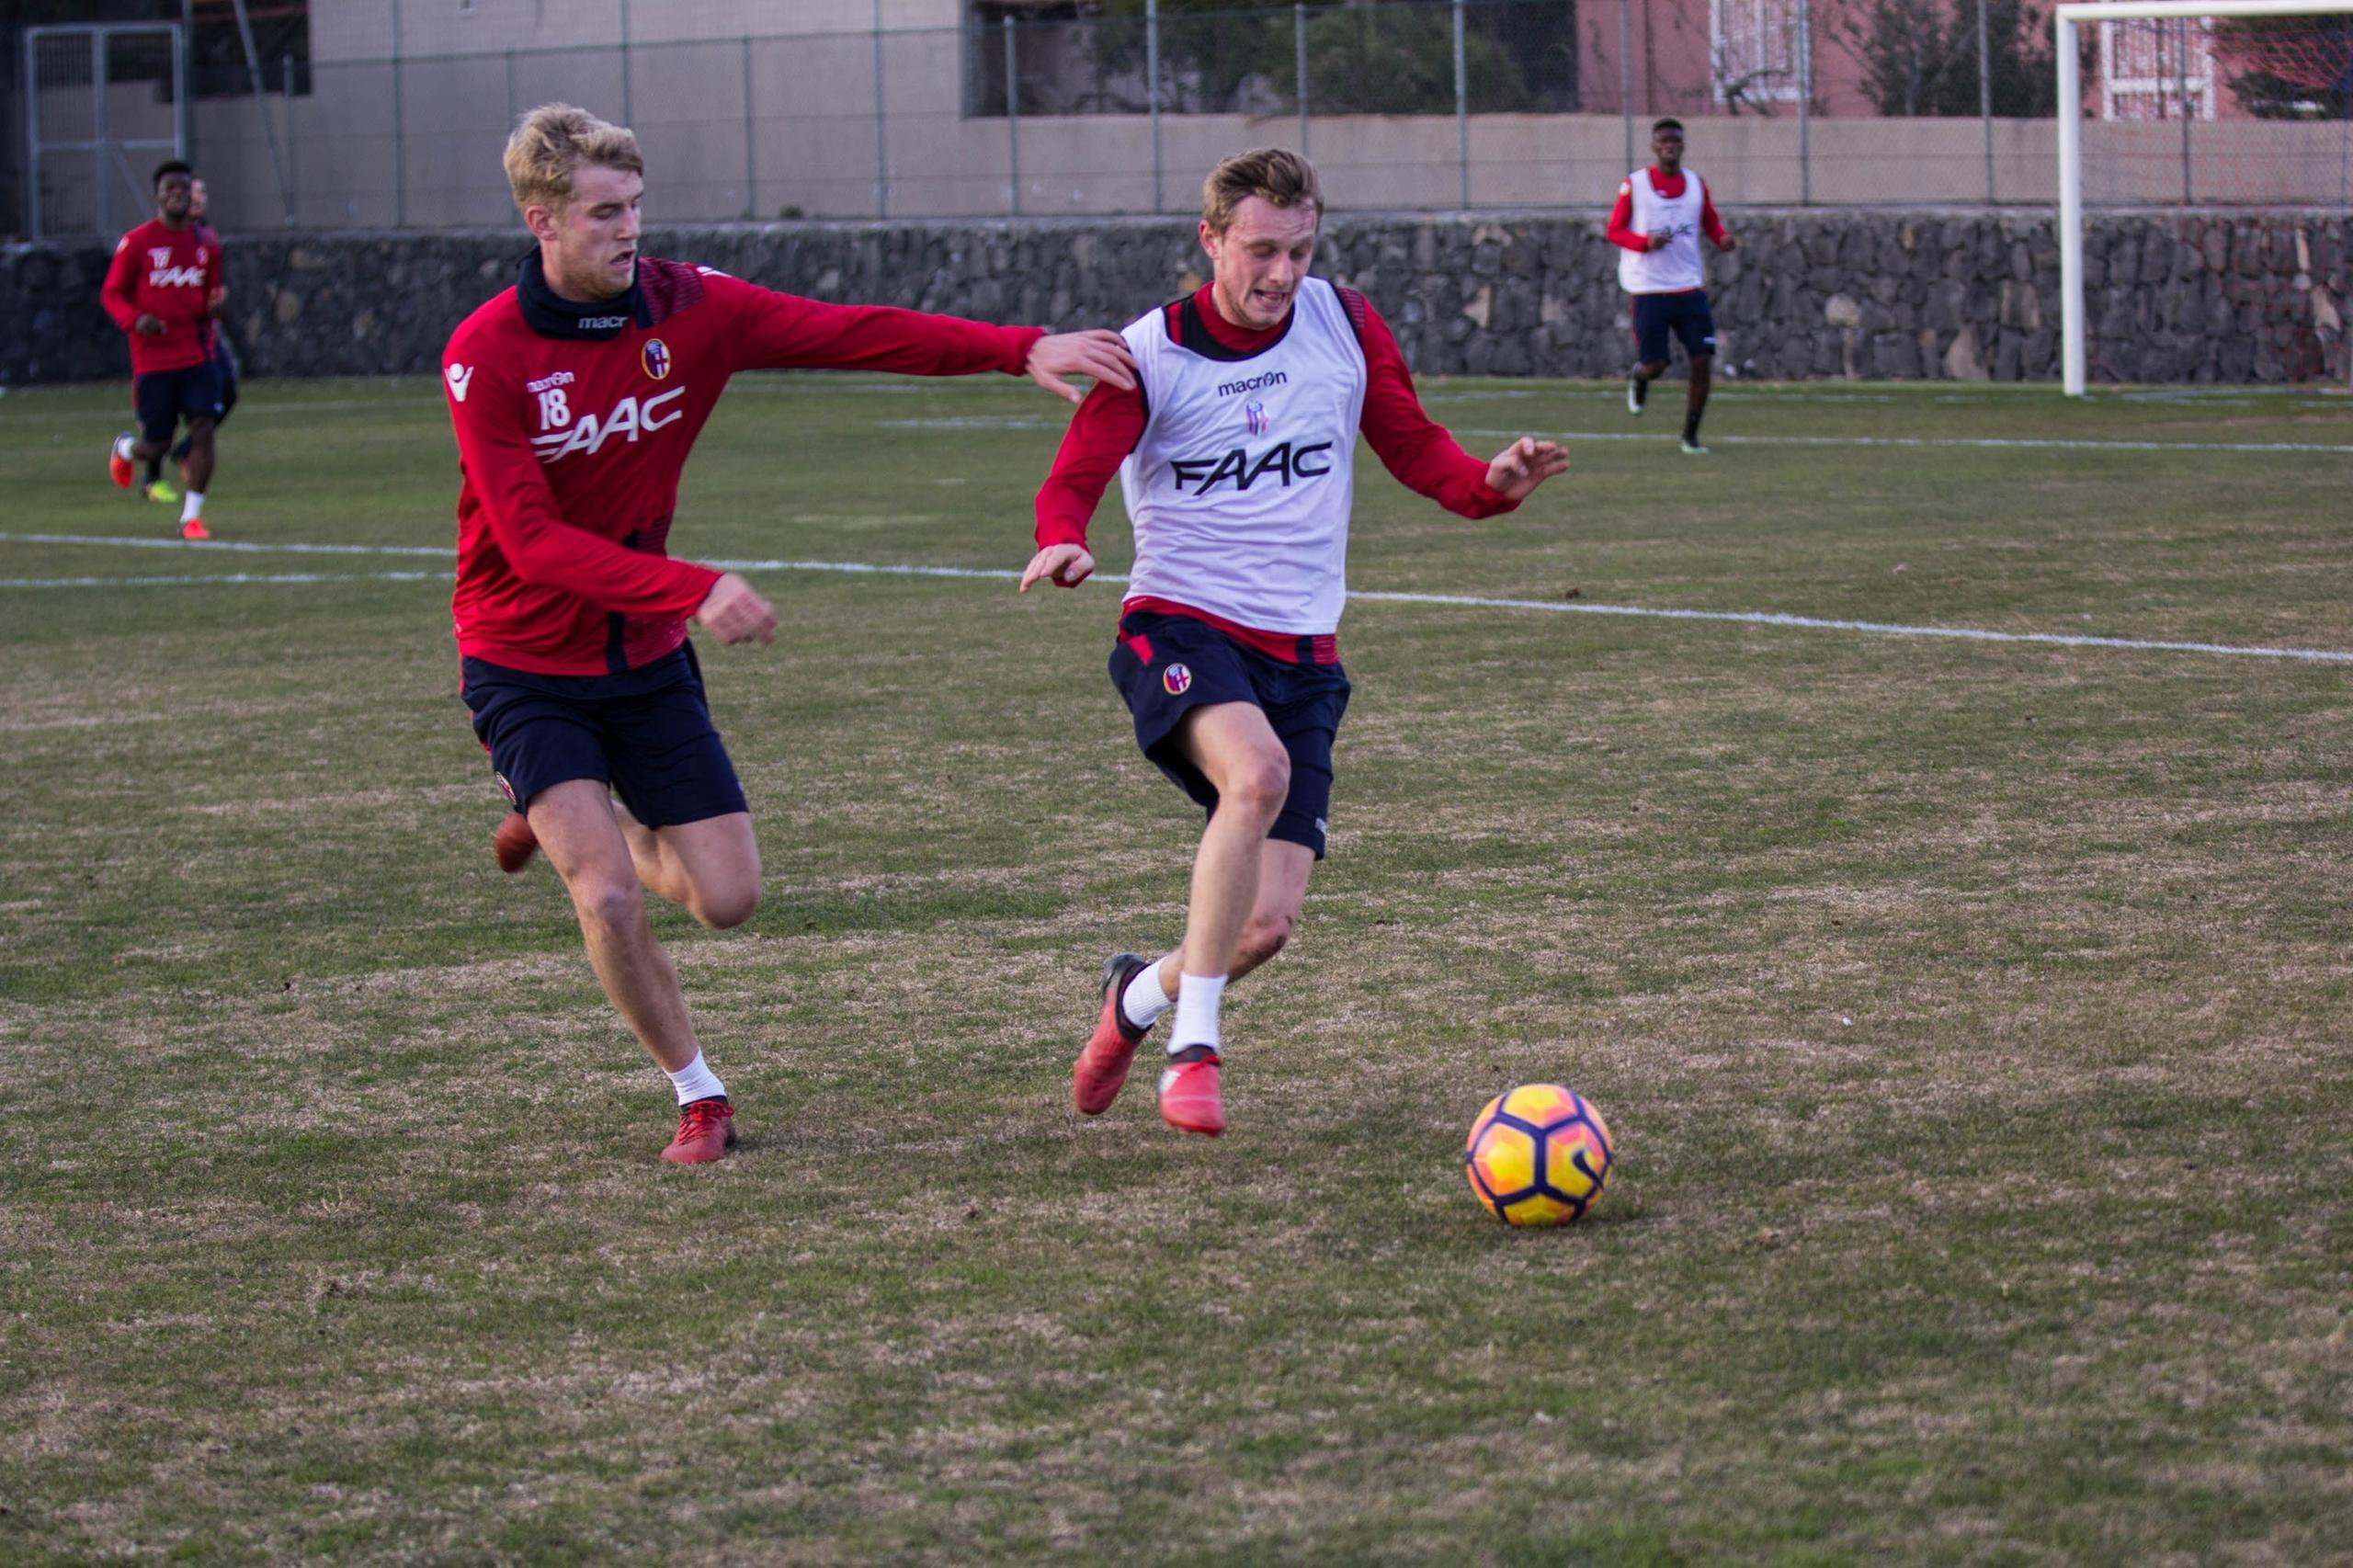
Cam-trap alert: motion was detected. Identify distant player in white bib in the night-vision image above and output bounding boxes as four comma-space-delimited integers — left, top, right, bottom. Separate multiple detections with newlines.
1021, 147, 1569, 1138
1608, 117, 1738, 455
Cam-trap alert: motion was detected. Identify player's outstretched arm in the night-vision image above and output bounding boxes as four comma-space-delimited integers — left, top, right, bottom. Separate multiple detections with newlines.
1484, 437, 1569, 502
1025, 331, 1137, 405
692, 572, 779, 645
1019, 543, 1096, 592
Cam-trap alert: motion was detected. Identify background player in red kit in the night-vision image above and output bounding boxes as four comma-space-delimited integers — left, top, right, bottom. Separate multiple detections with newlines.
102, 160, 224, 539
447, 104, 1136, 1163
1608, 118, 1738, 456
1020, 148, 1568, 1138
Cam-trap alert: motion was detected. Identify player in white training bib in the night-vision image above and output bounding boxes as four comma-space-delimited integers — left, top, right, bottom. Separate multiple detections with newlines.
1022, 147, 1570, 1138
1607, 117, 1738, 454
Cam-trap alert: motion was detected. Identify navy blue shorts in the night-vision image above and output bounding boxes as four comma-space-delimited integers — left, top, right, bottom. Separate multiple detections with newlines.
460, 642, 747, 828
133, 360, 224, 447
1631, 290, 1717, 365
1108, 609, 1351, 858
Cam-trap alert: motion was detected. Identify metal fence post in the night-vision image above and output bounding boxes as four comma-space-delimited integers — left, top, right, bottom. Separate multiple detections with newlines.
619, 0, 632, 127
283, 52, 296, 222
1005, 16, 1020, 216
92, 33, 109, 237
1148, 0, 1163, 213
391, 1, 404, 225
1295, 3, 1309, 154
1978, 0, 1995, 202
1797, 0, 1812, 204
2176, 18, 2193, 202
1452, 0, 1469, 208
743, 36, 756, 219
872, 0, 888, 219
1619, 0, 1633, 174
24, 37, 41, 238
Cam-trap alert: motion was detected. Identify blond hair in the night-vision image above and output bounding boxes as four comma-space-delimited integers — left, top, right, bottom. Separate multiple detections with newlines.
1200, 147, 1322, 233
504, 103, 643, 215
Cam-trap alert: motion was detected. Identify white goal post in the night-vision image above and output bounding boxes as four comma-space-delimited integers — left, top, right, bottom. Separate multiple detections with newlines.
2058, 0, 2353, 394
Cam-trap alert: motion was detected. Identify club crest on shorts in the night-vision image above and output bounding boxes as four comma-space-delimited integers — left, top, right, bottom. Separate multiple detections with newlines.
1162, 663, 1193, 696
494, 771, 517, 805
1245, 399, 1268, 437
642, 338, 672, 381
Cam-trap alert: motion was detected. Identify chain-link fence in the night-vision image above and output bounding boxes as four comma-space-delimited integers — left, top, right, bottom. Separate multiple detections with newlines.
17, 0, 2353, 239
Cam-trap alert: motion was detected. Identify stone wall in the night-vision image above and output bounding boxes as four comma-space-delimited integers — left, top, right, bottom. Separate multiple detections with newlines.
6, 210, 2347, 389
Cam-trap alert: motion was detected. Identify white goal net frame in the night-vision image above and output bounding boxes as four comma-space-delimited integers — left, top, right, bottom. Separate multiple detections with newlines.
2058, 0, 2353, 393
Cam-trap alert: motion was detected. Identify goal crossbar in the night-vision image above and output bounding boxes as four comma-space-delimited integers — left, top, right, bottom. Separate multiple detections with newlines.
2057, 0, 2353, 394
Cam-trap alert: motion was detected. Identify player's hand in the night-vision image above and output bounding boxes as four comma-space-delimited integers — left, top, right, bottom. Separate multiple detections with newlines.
1019, 543, 1095, 592
693, 573, 778, 645
1484, 437, 1569, 502
1025, 331, 1137, 405
1720, 234, 1740, 252
1645, 232, 1672, 253
133, 313, 166, 335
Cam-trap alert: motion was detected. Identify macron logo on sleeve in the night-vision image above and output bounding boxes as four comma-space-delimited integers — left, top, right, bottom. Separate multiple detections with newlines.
446, 364, 473, 403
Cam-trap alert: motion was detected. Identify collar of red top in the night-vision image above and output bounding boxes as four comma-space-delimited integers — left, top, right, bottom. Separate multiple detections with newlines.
1646, 167, 1690, 199
516, 250, 650, 340
1185, 283, 1291, 354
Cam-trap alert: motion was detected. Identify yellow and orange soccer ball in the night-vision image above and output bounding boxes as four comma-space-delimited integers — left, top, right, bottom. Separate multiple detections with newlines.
1463, 1083, 1614, 1226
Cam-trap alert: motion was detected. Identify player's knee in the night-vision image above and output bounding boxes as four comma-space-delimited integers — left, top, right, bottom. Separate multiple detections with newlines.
1223, 753, 1291, 823
688, 877, 760, 931
571, 875, 645, 936
1640, 359, 1668, 378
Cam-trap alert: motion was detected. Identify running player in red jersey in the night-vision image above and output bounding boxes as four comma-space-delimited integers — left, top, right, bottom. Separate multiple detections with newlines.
1607, 118, 1738, 455
1021, 148, 1567, 1137
101, 160, 224, 539
448, 104, 1135, 1163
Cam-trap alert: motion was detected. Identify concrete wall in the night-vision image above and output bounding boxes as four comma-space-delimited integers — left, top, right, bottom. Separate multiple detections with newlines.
6, 209, 2345, 389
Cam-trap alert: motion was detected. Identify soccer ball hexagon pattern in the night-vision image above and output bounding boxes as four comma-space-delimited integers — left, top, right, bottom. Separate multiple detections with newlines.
1463, 1083, 1613, 1227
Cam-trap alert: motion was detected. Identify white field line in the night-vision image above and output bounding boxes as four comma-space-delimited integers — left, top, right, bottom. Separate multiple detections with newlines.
864, 416, 2353, 455
5, 531, 2350, 665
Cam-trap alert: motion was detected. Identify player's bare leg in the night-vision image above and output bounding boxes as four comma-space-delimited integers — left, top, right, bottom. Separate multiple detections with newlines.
614, 803, 762, 931
1628, 357, 1666, 416
176, 416, 217, 536
1157, 703, 1291, 1133
526, 778, 737, 1162
1681, 354, 1713, 454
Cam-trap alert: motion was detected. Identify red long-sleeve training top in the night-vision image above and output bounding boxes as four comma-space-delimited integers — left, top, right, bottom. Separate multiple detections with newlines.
442, 257, 1044, 676
101, 218, 223, 375
1605, 169, 1730, 256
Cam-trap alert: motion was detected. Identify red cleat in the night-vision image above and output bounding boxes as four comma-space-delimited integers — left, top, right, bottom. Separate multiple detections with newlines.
109, 432, 134, 489
492, 812, 539, 873
660, 1096, 737, 1164
178, 518, 210, 541
1157, 1051, 1225, 1138
1074, 951, 1153, 1115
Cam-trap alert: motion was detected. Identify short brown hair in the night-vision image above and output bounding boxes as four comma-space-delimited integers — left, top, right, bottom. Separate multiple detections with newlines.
504, 103, 643, 215
1201, 147, 1322, 234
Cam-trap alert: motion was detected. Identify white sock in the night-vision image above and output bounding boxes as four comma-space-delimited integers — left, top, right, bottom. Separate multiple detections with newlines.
180, 490, 205, 524
1168, 971, 1226, 1056
664, 1051, 727, 1106
1122, 959, 1175, 1032
115, 434, 135, 460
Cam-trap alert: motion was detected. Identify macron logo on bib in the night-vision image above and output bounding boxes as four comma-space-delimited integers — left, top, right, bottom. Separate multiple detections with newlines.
445, 364, 473, 403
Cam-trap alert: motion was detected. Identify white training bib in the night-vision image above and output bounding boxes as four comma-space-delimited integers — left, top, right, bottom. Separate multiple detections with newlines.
1617, 167, 1709, 295
1117, 277, 1368, 635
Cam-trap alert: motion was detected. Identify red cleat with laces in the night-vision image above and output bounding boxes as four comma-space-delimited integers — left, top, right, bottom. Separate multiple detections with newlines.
1157, 1051, 1224, 1138
1074, 951, 1153, 1115
492, 812, 539, 873
109, 432, 135, 489
178, 518, 210, 541
661, 1096, 737, 1164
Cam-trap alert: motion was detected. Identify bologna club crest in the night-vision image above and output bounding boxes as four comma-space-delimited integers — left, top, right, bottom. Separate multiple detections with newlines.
1162, 664, 1193, 696
1245, 399, 1268, 437
642, 338, 673, 381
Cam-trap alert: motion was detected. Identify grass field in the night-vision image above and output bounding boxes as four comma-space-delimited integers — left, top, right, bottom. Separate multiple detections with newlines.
2, 372, 2349, 1564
